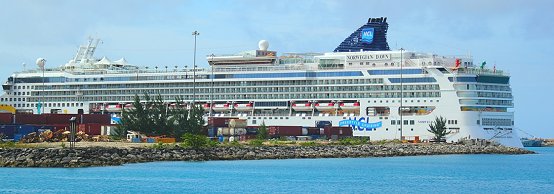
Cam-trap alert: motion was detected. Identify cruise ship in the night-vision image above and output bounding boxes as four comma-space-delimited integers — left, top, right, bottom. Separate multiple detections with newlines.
0, 17, 522, 147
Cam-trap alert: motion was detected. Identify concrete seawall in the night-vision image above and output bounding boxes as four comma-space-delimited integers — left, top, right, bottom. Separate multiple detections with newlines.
0, 144, 534, 168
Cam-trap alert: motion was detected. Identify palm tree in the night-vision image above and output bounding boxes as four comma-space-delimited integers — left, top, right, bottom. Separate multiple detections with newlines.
428, 116, 449, 142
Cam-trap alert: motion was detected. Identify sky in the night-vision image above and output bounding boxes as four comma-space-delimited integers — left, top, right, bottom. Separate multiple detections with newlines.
0, 0, 553, 137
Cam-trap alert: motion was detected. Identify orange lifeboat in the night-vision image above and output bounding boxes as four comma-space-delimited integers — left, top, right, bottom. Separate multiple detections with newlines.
340, 102, 360, 111
315, 102, 335, 111
106, 104, 123, 112
234, 103, 253, 112
212, 103, 230, 112
292, 102, 312, 112
202, 103, 211, 112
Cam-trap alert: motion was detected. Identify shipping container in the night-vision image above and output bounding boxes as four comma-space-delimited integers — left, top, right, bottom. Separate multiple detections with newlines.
131, 137, 142, 143
307, 127, 321, 135
0, 113, 13, 124
16, 125, 37, 135
268, 126, 303, 137
208, 117, 238, 128
229, 128, 247, 136
15, 114, 78, 125
228, 119, 247, 128
101, 125, 117, 136
157, 138, 176, 143
146, 137, 156, 143
81, 114, 111, 124
0, 125, 16, 139
78, 123, 102, 135
207, 127, 217, 137
14, 134, 24, 142
323, 126, 353, 138
246, 128, 258, 135
301, 127, 308, 136
217, 127, 231, 136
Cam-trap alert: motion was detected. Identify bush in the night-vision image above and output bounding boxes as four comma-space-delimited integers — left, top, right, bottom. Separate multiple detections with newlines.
229, 140, 242, 147
0, 141, 16, 148
299, 141, 319, 146
180, 133, 210, 149
338, 137, 369, 145
249, 139, 264, 146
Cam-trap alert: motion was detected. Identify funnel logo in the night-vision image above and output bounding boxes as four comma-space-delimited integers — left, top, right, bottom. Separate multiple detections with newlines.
339, 117, 382, 131
361, 28, 374, 44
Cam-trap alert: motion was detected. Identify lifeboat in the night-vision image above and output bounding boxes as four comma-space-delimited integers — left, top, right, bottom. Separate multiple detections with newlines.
212, 103, 230, 112
105, 104, 123, 112
234, 103, 253, 112
124, 103, 134, 110
202, 103, 211, 112
292, 102, 312, 112
339, 102, 360, 111
315, 102, 335, 111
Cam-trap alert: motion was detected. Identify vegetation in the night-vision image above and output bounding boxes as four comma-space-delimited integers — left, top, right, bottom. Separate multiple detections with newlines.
428, 116, 450, 142
256, 122, 269, 140
119, 94, 205, 140
338, 137, 370, 145
180, 133, 212, 149
248, 139, 264, 146
299, 141, 320, 146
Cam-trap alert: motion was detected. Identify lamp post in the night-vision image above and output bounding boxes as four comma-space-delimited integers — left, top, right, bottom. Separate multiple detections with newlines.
209, 54, 215, 118
192, 30, 199, 106
399, 48, 404, 141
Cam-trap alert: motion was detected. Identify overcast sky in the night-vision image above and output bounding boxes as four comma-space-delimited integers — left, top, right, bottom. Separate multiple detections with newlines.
1, 0, 553, 137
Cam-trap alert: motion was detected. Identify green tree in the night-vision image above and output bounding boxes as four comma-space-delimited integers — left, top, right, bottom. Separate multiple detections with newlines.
256, 122, 269, 140
428, 116, 450, 142
118, 94, 206, 139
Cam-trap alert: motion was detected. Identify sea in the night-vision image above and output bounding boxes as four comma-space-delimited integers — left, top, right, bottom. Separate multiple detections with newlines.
0, 147, 553, 194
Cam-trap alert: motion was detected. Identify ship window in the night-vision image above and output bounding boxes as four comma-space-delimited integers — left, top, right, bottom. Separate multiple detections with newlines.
477, 120, 480, 125
411, 128, 414, 131
391, 120, 396, 125
386, 128, 388, 131
410, 120, 414, 125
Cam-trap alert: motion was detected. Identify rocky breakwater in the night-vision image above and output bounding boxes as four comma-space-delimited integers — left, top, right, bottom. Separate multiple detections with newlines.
0, 144, 534, 168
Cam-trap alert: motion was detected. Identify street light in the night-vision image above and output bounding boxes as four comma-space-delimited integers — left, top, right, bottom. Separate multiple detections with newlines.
209, 54, 215, 118
192, 30, 199, 106
399, 48, 404, 141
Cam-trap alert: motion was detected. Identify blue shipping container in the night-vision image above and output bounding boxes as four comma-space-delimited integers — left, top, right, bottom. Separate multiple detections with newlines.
146, 138, 156, 143
208, 128, 217, 137
13, 134, 24, 142
16, 125, 37, 136
218, 136, 224, 143
0, 125, 16, 139
131, 137, 142, 143
246, 128, 258, 135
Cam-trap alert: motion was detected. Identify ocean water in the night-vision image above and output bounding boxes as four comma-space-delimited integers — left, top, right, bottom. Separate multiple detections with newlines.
0, 147, 553, 194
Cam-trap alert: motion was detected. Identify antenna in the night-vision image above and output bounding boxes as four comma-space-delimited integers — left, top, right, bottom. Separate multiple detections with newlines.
22, 63, 26, 71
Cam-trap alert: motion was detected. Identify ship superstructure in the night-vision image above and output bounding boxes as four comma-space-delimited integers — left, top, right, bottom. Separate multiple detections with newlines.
0, 17, 521, 147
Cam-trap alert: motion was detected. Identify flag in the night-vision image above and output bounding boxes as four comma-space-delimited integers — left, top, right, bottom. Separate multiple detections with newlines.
480, 61, 486, 69
493, 64, 496, 73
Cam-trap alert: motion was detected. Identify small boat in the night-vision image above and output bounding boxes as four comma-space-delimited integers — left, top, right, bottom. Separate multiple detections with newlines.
339, 102, 360, 111
292, 102, 312, 112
